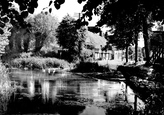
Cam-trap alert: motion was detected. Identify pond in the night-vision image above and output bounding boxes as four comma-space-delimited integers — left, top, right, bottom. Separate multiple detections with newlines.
5, 69, 144, 115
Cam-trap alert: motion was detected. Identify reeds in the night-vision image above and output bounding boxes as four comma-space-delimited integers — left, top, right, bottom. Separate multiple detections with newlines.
11, 57, 70, 70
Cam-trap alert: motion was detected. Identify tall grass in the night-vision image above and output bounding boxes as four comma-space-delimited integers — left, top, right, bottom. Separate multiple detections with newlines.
0, 62, 13, 114
11, 57, 70, 70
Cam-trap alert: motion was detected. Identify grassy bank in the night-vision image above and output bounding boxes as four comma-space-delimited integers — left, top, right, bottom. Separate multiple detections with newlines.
10, 57, 71, 70
0, 62, 14, 114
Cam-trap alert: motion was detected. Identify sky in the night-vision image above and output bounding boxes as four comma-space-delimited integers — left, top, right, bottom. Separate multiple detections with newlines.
34, 0, 99, 26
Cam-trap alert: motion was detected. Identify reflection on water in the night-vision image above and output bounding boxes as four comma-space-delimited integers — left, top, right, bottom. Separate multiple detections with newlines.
28, 76, 35, 97
80, 106, 106, 115
7, 69, 145, 114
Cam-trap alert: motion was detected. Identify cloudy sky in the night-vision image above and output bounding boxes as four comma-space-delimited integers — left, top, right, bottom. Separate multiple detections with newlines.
34, 0, 99, 26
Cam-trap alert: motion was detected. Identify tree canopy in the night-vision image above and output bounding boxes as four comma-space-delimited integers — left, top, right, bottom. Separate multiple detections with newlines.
1, 0, 164, 64
56, 15, 87, 62
51, 0, 164, 64
0, 0, 39, 34
27, 12, 59, 52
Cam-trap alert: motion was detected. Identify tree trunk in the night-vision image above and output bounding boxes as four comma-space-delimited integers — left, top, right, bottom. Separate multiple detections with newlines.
23, 37, 30, 52
14, 32, 23, 53
78, 41, 82, 61
34, 40, 43, 53
143, 20, 150, 65
135, 33, 138, 64
34, 46, 42, 53
34, 33, 44, 53
126, 45, 129, 63
8, 27, 17, 52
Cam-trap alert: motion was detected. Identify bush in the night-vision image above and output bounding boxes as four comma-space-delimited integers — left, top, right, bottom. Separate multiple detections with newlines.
0, 62, 13, 114
10, 57, 70, 70
72, 61, 110, 73
106, 104, 134, 115
0, 62, 12, 94
41, 47, 59, 58
80, 49, 94, 62
59, 48, 94, 63
19, 52, 32, 58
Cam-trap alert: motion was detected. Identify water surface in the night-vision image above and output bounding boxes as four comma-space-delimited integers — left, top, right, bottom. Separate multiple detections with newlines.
6, 69, 144, 115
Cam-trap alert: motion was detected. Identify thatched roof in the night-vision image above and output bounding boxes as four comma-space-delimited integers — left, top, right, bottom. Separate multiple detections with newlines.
85, 31, 107, 49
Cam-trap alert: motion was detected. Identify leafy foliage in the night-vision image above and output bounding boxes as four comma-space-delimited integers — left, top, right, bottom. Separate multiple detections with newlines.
118, 65, 164, 114
0, 62, 11, 94
56, 15, 87, 62
80, 48, 94, 62
0, 0, 39, 33
27, 12, 59, 52
0, 0, 39, 55
0, 23, 11, 54
0, 62, 14, 114
54, 0, 164, 64
72, 61, 110, 73
6, 26, 31, 53
11, 56, 70, 69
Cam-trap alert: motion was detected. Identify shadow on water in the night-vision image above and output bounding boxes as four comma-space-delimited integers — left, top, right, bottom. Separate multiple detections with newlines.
4, 69, 145, 115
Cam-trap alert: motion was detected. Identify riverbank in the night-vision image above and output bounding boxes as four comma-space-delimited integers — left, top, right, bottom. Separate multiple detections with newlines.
0, 62, 14, 96
70, 60, 126, 82
74, 71, 125, 82
118, 64, 164, 114
8, 56, 125, 76
8, 56, 72, 71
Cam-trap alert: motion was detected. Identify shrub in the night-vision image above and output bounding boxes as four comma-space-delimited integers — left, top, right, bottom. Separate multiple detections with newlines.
19, 52, 32, 58
0, 62, 13, 114
10, 57, 70, 70
0, 62, 11, 94
44, 57, 70, 69
11, 58, 23, 68
106, 104, 134, 115
72, 61, 110, 73
80, 49, 94, 62
41, 47, 59, 58
45, 58, 59, 67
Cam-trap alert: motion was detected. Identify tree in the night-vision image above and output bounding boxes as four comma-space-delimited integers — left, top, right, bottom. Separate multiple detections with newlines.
53, 0, 164, 65
56, 15, 87, 62
1, 0, 164, 64
0, 0, 39, 55
0, 0, 39, 34
0, 23, 11, 54
86, 0, 164, 65
114, 13, 141, 64
103, 13, 138, 63
7, 26, 31, 53
27, 12, 59, 53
